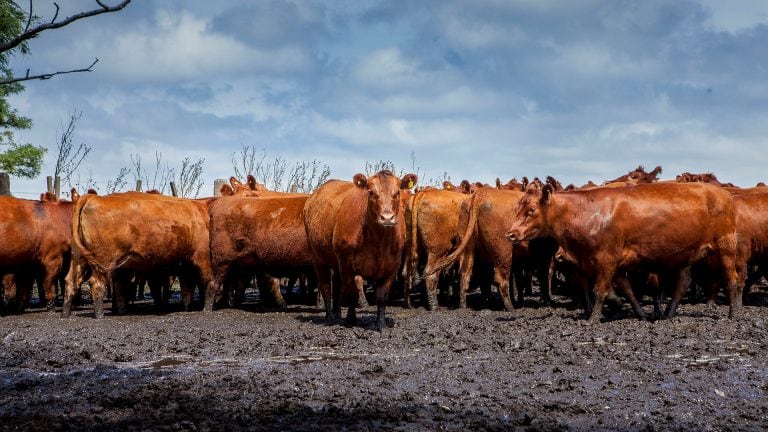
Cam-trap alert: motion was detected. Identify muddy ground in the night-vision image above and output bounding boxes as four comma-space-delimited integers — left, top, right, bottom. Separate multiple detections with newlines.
2, 288, 768, 431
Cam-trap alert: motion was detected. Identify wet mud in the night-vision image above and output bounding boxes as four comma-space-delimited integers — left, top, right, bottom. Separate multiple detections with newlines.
2, 293, 768, 431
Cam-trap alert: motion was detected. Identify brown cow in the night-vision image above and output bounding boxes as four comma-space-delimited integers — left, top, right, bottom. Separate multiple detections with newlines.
496, 177, 529, 191
506, 181, 743, 323
729, 192, 768, 303
602, 165, 662, 185
675, 172, 725, 186
404, 188, 470, 310
63, 192, 216, 318
209, 194, 313, 309
426, 186, 556, 311
304, 170, 417, 330
0, 190, 79, 312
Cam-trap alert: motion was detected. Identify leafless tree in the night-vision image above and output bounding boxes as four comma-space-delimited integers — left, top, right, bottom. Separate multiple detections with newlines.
69, 167, 97, 195
131, 151, 172, 193
285, 160, 331, 193
0, 0, 132, 85
231, 145, 331, 192
105, 166, 129, 193
174, 157, 204, 198
54, 110, 91, 187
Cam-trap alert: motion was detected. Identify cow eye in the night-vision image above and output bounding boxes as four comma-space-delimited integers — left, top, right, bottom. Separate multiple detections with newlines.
528, 208, 536, 216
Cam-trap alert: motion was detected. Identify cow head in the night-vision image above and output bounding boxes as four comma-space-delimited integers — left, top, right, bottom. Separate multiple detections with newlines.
71, 188, 80, 203
506, 181, 553, 243
354, 170, 417, 227
603, 165, 662, 185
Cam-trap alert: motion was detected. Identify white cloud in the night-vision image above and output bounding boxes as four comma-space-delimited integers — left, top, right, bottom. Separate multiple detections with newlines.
700, 0, 768, 33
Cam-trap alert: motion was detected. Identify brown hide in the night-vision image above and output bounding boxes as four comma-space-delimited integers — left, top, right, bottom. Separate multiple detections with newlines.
0, 195, 75, 311
405, 188, 470, 310
303, 170, 417, 329
675, 172, 724, 186
506, 182, 742, 323
209, 194, 312, 306
733, 192, 768, 298
64, 192, 215, 318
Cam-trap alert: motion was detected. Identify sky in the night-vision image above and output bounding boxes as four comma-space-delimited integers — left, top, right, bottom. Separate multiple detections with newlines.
6, 0, 768, 197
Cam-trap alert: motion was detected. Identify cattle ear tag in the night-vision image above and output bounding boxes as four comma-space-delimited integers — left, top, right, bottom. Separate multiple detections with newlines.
446, 185, 452, 190
357, 180, 363, 186
408, 179, 414, 189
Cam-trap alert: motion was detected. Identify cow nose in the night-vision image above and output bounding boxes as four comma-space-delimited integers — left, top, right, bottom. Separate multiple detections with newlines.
379, 212, 397, 226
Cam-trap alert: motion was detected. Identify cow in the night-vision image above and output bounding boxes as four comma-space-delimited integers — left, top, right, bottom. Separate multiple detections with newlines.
675, 172, 726, 186
506, 181, 743, 323
0, 190, 79, 313
602, 165, 662, 186
404, 187, 471, 310
63, 192, 216, 319
303, 170, 417, 330
727, 192, 768, 304
496, 177, 529, 191
209, 194, 314, 310
426, 186, 556, 311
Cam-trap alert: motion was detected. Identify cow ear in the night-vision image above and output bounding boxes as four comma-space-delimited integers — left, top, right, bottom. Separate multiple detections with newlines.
246, 175, 257, 190
541, 184, 554, 204
495, 178, 502, 189
442, 181, 453, 190
229, 176, 242, 187
71, 188, 80, 203
353, 173, 367, 188
521, 176, 529, 190
401, 173, 417, 190
220, 184, 235, 196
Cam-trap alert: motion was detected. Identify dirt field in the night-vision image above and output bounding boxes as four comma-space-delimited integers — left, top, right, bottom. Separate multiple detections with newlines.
2, 291, 768, 431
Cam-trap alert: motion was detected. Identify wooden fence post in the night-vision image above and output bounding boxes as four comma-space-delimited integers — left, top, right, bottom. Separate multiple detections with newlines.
54, 176, 61, 199
135, 180, 142, 192
0, 172, 10, 196
214, 179, 227, 197
170, 181, 178, 197
46, 176, 53, 194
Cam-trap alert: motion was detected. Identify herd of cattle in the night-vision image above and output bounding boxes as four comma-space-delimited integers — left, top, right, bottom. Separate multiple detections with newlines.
2, 165, 767, 330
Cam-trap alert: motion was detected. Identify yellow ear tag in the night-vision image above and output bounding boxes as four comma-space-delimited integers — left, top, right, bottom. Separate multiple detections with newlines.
408, 179, 414, 189
357, 180, 363, 186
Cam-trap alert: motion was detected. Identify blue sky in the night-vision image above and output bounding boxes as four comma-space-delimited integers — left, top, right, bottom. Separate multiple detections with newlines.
7, 0, 768, 197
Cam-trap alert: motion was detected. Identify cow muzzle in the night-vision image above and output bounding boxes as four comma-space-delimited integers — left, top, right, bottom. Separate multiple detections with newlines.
506, 229, 521, 243
378, 212, 397, 227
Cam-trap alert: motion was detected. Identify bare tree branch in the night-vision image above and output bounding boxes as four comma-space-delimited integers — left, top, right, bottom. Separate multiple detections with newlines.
0, 0, 131, 54
0, 58, 99, 85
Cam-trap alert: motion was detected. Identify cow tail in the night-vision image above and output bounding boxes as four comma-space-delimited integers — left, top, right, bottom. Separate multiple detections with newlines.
422, 190, 480, 279
406, 190, 425, 287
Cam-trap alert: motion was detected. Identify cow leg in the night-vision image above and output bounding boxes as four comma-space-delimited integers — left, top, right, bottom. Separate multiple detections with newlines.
179, 273, 195, 312
663, 267, 692, 319
90, 273, 109, 319
270, 276, 287, 309
538, 259, 554, 307
332, 270, 342, 320
356, 277, 369, 308
494, 266, 514, 312
314, 266, 334, 321
512, 264, 526, 307
423, 254, 441, 311
457, 248, 475, 309
375, 273, 397, 331
614, 275, 647, 320
62, 259, 82, 318
588, 264, 616, 324
341, 275, 362, 327
111, 273, 129, 315
723, 256, 745, 319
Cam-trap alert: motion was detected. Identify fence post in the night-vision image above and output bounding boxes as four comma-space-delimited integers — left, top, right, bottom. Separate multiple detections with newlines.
54, 176, 61, 199
135, 180, 142, 192
170, 181, 178, 197
46, 176, 53, 194
0, 172, 10, 196
214, 179, 227, 197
